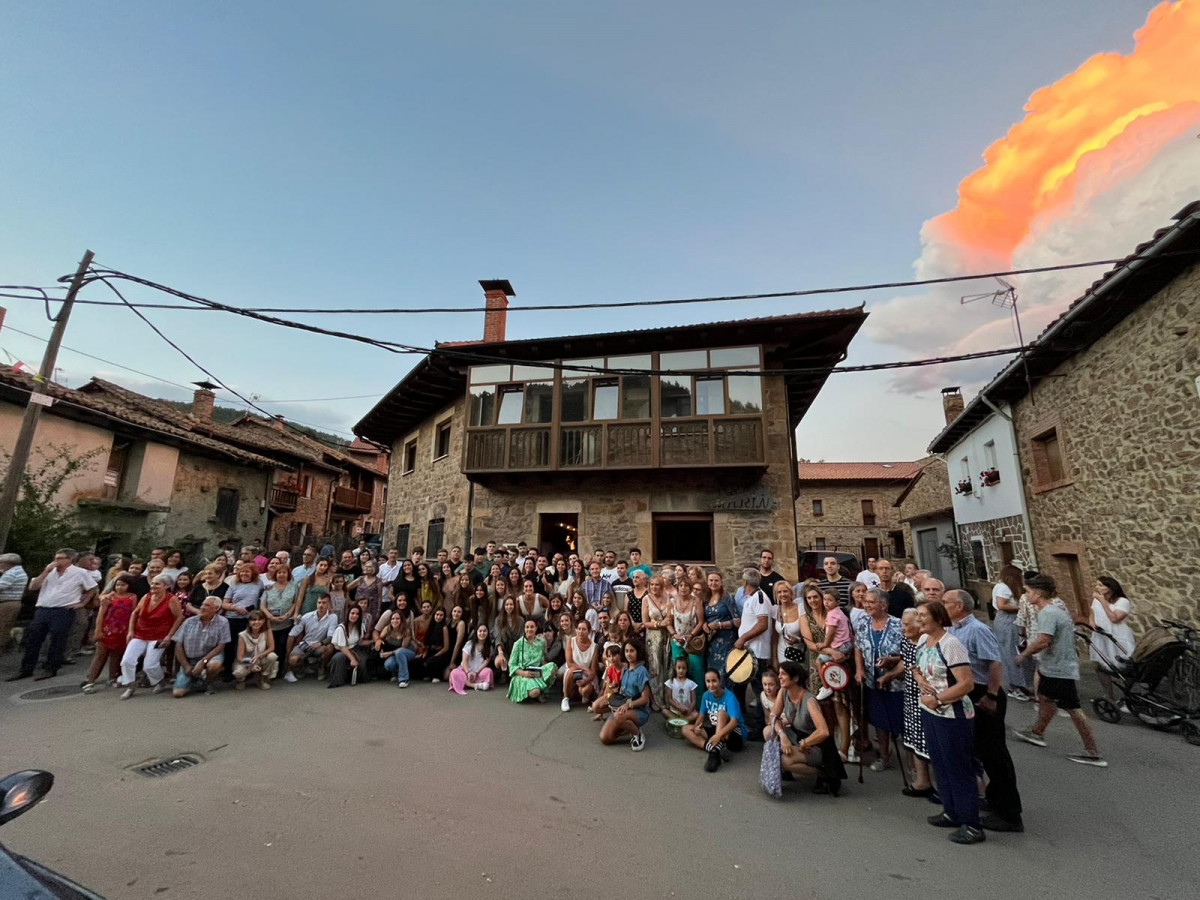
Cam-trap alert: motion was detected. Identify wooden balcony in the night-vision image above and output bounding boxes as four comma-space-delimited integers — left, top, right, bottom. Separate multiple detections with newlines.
464, 416, 765, 475
269, 486, 298, 511
332, 485, 373, 512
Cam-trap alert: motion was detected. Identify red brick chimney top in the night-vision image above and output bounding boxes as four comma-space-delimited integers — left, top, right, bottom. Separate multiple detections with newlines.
479, 279, 514, 343
191, 381, 218, 421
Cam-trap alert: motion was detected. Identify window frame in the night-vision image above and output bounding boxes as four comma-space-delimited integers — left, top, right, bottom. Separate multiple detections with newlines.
395, 524, 410, 558
402, 439, 417, 475
433, 421, 452, 461
861, 499, 876, 527
426, 518, 445, 556
651, 512, 715, 565
1029, 422, 1073, 493
811, 498, 824, 518
215, 487, 240, 529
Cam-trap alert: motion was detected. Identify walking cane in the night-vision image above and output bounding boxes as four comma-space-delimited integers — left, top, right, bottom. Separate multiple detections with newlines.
857, 680, 866, 784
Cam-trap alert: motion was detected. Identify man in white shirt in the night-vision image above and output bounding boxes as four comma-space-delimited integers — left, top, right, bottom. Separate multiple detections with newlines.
856, 557, 881, 588
600, 551, 619, 583
732, 568, 775, 736
377, 548, 401, 586
0, 553, 29, 654
284, 595, 338, 682
8, 548, 97, 681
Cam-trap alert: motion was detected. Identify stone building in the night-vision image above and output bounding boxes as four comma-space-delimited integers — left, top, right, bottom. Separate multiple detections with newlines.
355, 281, 866, 584
794, 461, 922, 563
0, 369, 278, 564
930, 203, 1200, 626
78, 381, 388, 551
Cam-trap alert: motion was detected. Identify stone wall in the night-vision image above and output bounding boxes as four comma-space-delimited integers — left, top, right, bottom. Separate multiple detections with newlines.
795, 481, 909, 561
1013, 260, 1200, 628
896, 458, 951, 551
268, 465, 336, 550
956, 514, 1032, 582
167, 451, 270, 560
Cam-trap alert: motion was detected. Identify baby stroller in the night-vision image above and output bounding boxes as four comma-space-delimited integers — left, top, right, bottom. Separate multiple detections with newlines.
1075, 620, 1200, 745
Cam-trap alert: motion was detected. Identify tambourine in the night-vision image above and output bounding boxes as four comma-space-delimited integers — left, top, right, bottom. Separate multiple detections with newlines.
725, 647, 756, 684
664, 717, 688, 739
820, 661, 850, 692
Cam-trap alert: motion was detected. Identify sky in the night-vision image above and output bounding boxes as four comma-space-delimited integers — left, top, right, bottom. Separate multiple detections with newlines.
1, 1, 1195, 459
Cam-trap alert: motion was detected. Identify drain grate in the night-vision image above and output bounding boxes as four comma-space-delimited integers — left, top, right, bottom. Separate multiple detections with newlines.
133, 754, 203, 778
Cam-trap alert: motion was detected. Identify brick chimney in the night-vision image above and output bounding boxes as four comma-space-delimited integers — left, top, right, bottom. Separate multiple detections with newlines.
479, 279, 515, 343
271, 415, 286, 431
941, 386, 964, 425
191, 381, 218, 420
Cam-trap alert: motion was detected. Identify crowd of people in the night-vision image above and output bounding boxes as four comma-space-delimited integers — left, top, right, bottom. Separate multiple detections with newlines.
1, 540, 1131, 846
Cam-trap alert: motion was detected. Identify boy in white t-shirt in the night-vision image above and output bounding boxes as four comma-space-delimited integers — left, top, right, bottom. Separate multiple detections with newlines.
662, 657, 699, 723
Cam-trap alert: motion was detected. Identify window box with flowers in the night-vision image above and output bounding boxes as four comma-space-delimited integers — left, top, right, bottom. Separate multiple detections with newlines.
954, 478, 974, 496
979, 468, 1001, 487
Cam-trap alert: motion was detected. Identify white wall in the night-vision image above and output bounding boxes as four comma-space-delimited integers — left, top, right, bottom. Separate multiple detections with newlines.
944, 405, 1028, 526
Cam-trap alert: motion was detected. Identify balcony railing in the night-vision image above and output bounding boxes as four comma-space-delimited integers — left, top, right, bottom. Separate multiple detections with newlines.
464, 416, 765, 474
332, 485, 373, 512
269, 486, 298, 511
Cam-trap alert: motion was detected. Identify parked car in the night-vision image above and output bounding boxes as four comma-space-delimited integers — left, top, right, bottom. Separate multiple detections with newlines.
0, 770, 105, 898
797, 551, 862, 583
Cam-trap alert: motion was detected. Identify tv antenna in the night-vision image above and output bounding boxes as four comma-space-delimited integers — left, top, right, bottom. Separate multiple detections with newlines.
961, 277, 1034, 403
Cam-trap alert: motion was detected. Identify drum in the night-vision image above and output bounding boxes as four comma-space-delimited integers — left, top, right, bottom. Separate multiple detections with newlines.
820, 661, 850, 692
664, 717, 688, 739
726, 647, 756, 684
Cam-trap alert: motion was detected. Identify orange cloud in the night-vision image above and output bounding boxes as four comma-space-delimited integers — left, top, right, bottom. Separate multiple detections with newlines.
929, 0, 1200, 256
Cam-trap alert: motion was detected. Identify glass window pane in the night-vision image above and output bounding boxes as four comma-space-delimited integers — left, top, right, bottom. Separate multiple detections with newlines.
469, 364, 511, 385
562, 357, 603, 378
561, 379, 587, 422
622, 374, 651, 419
607, 354, 652, 370
523, 381, 554, 423
497, 387, 524, 424
710, 346, 760, 368
511, 364, 549, 381
593, 381, 619, 420
695, 376, 725, 415
658, 350, 708, 371
727, 372, 762, 414
469, 385, 495, 426
660, 375, 692, 418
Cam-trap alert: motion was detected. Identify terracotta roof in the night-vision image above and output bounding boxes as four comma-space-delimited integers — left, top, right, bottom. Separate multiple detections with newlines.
232, 416, 381, 476
79, 379, 339, 471
929, 202, 1200, 453
0, 369, 278, 468
797, 461, 923, 482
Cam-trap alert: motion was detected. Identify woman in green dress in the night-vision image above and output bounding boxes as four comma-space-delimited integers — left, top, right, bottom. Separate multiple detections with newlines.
506, 618, 555, 703
297, 557, 333, 615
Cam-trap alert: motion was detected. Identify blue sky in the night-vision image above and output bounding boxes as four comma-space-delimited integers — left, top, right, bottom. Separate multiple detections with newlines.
0, 1, 1164, 457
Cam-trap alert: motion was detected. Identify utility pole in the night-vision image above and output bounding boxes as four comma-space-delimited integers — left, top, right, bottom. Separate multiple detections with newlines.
0, 250, 94, 551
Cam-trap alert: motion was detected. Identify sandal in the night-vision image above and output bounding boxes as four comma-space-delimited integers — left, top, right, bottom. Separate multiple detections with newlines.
902, 786, 936, 798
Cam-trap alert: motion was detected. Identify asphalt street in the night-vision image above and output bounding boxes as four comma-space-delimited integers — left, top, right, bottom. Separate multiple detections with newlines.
1, 662, 1197, 900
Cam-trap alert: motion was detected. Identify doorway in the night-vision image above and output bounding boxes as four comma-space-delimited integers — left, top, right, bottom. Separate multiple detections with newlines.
539, 513, 578, 558
917, 528, 942, 582
863, 537, 880, 562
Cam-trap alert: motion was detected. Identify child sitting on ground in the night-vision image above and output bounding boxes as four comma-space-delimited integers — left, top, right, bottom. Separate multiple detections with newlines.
662, 656, 699, 723
590, 642, 624, 720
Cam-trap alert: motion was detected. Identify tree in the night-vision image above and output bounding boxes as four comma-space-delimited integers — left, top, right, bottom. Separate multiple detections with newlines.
0, 444, 101, 569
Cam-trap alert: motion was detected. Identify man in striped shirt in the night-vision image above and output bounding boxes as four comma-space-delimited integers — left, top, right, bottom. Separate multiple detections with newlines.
817, 556, 853, 608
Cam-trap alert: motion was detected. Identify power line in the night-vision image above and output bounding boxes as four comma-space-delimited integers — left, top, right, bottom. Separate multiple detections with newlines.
41, 246, 1199, 316
0, 324, 359, 435
86, 262, 1029, 379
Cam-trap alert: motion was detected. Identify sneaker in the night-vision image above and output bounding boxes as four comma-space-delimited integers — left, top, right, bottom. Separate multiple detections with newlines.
1067, 755, 1108, 768
704, 751, 721, 773
869, 760, 887, 772
949, 825, 986, 845
1012, 730, 1046, 747
718, 742, 731, 763
1009, 689, 1030, 702
260, 679, 272, 690
846, 747, 860, 764
5, 671, 32, 682
205, 683, 216, 696
630, 732, 646, 752
816, 687, 833, 701
284, 672, 298, 684
560, 698, 571, 712
477, 683, 490, 691
398, 681, 409, 689
152, 682, 168, 694
81, 682, 97, 694
106, 679, 118, 689
981, 814, 1025, 833
119, 687, 135, 700
431, 678, 441, 684
317, 671, 327, 682
927, 812, 959, 828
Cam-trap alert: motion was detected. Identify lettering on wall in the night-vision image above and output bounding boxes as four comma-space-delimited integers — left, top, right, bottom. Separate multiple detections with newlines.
702, 486, 777, 511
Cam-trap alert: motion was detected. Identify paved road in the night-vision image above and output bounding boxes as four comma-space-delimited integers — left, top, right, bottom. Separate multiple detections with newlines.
1, 666, 1197, 900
